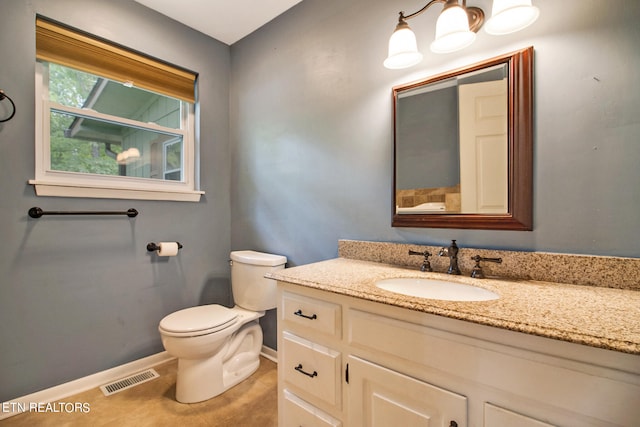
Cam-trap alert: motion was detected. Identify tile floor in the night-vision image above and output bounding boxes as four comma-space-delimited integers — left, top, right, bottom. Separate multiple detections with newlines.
1, 357, 278, 427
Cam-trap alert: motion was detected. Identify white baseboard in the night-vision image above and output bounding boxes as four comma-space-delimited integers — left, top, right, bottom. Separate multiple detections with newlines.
0, 351, 175, 420
260, 345, 278, 363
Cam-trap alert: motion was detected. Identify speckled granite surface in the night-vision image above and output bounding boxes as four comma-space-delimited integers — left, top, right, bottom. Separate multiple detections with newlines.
338, 240, 640, 290
268, 256, 640, 355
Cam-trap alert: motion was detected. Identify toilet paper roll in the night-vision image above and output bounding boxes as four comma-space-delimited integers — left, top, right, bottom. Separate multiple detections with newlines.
157, 242, 179, 257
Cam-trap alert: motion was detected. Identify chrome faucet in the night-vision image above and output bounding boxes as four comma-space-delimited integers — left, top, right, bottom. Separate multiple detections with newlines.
438, 240, 461, 275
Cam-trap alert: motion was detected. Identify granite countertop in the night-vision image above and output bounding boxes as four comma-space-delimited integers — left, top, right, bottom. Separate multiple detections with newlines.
268, 258, 640, 355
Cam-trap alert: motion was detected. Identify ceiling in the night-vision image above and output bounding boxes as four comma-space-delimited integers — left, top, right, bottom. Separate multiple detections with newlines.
134, 0, 303, 45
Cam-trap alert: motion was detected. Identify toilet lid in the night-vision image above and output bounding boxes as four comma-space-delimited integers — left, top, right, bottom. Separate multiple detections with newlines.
159, 305, 238, 334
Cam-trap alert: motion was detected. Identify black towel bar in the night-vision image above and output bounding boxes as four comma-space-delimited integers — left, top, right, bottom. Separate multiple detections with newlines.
28, 207, 138, 218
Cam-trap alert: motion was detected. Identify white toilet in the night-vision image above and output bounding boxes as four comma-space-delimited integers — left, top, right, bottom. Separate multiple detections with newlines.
158, 250, 286, 403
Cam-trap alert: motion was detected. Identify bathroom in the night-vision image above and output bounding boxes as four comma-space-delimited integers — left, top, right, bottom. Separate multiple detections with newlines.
0, 0, 638, 424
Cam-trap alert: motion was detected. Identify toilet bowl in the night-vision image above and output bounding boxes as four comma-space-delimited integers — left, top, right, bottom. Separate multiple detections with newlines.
158, 250, 286, 403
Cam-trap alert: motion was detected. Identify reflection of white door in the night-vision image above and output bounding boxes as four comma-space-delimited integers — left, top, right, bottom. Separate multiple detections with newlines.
459, 79, 508, 213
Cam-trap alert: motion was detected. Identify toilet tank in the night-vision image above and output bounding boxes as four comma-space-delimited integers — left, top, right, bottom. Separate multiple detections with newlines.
230, 250, 287, 311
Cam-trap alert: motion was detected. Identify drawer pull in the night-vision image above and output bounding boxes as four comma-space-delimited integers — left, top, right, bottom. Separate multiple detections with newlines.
295, 364, 318, 378
449, 421, 458, 427
294, 309, 317, 320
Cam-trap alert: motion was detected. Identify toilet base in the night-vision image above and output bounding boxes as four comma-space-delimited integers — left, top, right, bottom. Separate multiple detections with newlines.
175, 320, 263, 403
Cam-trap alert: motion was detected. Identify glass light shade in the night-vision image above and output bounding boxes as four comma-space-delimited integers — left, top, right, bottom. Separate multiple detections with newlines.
430, 5, 476, 54
384, 26, 424, 69
485, 0, 540, 35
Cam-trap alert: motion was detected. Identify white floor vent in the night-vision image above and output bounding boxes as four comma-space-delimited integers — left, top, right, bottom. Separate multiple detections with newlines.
99, 369, 159, 396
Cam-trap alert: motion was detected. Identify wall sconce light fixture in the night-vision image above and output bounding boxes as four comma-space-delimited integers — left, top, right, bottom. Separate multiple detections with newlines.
384, 0, 539, 69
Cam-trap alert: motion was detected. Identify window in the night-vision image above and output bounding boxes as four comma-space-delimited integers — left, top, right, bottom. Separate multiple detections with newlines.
31, 16, 202, 202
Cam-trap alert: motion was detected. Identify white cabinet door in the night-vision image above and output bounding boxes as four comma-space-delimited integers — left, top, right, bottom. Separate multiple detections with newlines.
347, 356, 466, 427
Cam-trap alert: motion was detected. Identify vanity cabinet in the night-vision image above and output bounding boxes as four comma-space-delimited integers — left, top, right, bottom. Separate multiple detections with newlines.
277, 283, 640, 427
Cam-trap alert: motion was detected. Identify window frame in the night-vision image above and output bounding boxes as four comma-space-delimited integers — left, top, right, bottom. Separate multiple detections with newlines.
162, 137, 184, 181
30, 17, 202, 202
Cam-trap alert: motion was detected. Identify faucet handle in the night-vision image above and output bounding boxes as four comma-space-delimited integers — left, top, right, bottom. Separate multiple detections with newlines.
409, 250, 433, 272
470, 255, 502, 278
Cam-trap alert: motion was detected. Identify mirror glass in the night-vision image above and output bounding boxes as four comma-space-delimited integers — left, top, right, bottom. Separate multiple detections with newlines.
392, 47, 533, 230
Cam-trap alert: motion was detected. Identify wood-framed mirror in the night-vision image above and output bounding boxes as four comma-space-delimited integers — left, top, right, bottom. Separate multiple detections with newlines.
392, 46, 533, 230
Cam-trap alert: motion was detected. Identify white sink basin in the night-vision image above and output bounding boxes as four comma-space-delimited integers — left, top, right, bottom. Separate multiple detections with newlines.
375, 278, 499, 302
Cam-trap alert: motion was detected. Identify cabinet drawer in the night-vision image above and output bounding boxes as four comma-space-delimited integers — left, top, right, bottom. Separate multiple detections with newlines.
282, 292, 341, 337
283, 389, 342, 427
282, 332, 341, 406
484, 403, 555, 427
348, 308, 435, 364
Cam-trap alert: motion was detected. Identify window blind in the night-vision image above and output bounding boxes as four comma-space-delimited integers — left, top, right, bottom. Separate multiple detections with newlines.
36, 16, 197, 103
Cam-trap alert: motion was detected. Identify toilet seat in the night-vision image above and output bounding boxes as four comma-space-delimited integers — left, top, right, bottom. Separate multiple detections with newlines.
159, 305, 238, 337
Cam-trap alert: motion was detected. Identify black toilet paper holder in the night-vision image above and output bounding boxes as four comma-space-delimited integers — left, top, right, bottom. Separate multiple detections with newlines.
147, 242, 183, 252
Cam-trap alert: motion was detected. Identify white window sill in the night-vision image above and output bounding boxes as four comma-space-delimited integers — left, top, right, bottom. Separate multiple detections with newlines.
29, 180, 204, 202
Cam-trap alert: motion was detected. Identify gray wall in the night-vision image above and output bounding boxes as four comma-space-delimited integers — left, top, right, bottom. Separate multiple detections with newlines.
230, 0, 640, 346
1, 0, 638, 402
0, 0, 232, 401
